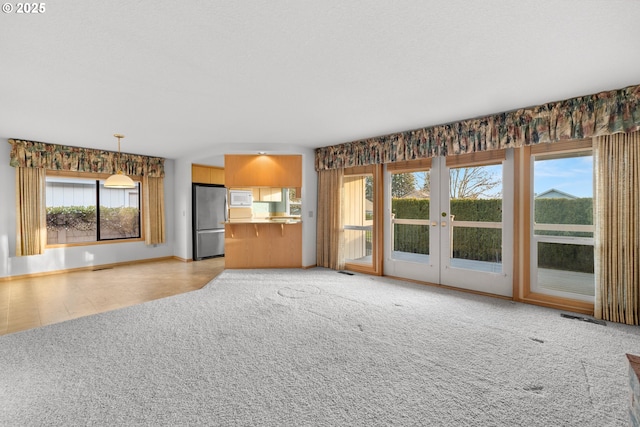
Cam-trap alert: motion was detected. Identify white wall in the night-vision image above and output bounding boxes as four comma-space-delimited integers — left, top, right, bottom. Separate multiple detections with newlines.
0, 139, 317, 279
0, 140, 176, 279
174, 143, 317, 267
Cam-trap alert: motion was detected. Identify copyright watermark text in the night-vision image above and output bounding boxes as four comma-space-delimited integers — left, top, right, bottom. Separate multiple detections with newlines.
2, 3, 46, 13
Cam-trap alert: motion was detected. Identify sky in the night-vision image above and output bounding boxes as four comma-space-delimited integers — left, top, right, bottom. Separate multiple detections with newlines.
408, 154, 594, 199
533, 155, 593, 198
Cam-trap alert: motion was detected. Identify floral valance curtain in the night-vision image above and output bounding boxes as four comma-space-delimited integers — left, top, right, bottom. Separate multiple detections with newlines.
8, 139, 165, 177
315, 84, 640, 171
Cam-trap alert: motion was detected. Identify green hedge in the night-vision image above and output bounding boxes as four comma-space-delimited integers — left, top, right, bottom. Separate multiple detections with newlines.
391, 198, 502, 260
46, 205, 139, 238
392, 197, 593, 272
99, 206, 140, 237
537, 242, 594, 274
391, 198, 503, 220
392, 198, 430, 219
46, 206, 97, 231
533, 198, 594, 272
391, 198, 430, 255
534, 198, 593, 237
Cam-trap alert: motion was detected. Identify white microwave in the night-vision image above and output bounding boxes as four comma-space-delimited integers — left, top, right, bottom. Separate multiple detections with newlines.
229, 190, 253, 207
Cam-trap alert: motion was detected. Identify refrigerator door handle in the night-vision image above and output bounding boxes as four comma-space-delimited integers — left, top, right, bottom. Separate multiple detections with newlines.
224, 193, 229, 222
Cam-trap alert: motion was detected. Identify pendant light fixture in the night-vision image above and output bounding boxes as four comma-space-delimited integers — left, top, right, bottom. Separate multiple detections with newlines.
104, 133, 136, 188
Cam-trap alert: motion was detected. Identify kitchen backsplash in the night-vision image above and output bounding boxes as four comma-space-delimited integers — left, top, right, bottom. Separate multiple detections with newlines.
252, 202, 271, 218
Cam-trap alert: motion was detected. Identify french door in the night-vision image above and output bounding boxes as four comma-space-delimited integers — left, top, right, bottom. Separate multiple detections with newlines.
384, 153, 514, 297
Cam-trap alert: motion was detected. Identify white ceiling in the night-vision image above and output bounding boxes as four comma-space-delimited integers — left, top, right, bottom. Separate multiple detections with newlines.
1, 0, 639, 161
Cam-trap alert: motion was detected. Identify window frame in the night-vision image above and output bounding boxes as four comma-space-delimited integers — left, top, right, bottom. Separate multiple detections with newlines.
529, 148, 594, 302
285, 188, 302, 216
514, 139, 594, 314
343, 164, 383, 276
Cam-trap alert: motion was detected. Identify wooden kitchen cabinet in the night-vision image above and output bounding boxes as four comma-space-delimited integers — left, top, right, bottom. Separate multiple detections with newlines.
224, 155, 302, 188
224, 222, 302, 268
258, 188, 282, 202
192, 164, 225, 185
251, 187, 282, 202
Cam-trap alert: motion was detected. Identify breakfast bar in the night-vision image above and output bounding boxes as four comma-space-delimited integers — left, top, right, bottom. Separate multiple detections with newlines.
224, 219, 302, 269
221, 154, 304, 269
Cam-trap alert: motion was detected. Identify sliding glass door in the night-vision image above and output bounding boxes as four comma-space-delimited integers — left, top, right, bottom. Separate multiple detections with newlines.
343, 165, 383, 275
343, 174, 373, 265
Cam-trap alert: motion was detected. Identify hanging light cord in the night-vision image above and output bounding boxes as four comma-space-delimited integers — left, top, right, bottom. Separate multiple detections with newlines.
114, 133, 124, 173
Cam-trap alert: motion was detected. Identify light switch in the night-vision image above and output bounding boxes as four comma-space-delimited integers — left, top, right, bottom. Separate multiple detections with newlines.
308, 211, 313, 218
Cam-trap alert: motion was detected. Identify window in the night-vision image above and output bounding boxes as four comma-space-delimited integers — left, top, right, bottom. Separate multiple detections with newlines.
390, 170, 430, 260
531, 149, 594, 300
286, 188, 302, 216
449, 163, 503, 272
46, 175, 141, 245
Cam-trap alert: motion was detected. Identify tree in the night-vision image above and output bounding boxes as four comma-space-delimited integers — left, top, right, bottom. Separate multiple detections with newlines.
449, 167, 501, 199
391, 173, 417, 198
419, 171, 430, 194
365, 167, 499, 201
365, 175, 373, 201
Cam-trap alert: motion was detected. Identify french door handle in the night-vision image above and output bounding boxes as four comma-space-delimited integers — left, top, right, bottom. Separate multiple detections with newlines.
431, 221, 438, 227
441, 221, 447, 227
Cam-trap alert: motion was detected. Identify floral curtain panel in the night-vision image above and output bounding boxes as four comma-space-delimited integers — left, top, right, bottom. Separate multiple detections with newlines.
8, 139, 165, 177
315, 84, 640, 171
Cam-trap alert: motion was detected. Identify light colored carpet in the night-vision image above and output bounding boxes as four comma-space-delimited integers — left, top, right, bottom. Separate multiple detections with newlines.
1, 268, 639, 426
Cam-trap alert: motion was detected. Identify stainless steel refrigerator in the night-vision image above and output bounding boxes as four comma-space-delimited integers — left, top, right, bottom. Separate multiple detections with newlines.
192, 184, 227, 260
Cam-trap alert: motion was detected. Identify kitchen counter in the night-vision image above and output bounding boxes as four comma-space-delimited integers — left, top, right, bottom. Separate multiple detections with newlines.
224, 220, 302, 268
225, 217, 301, 224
